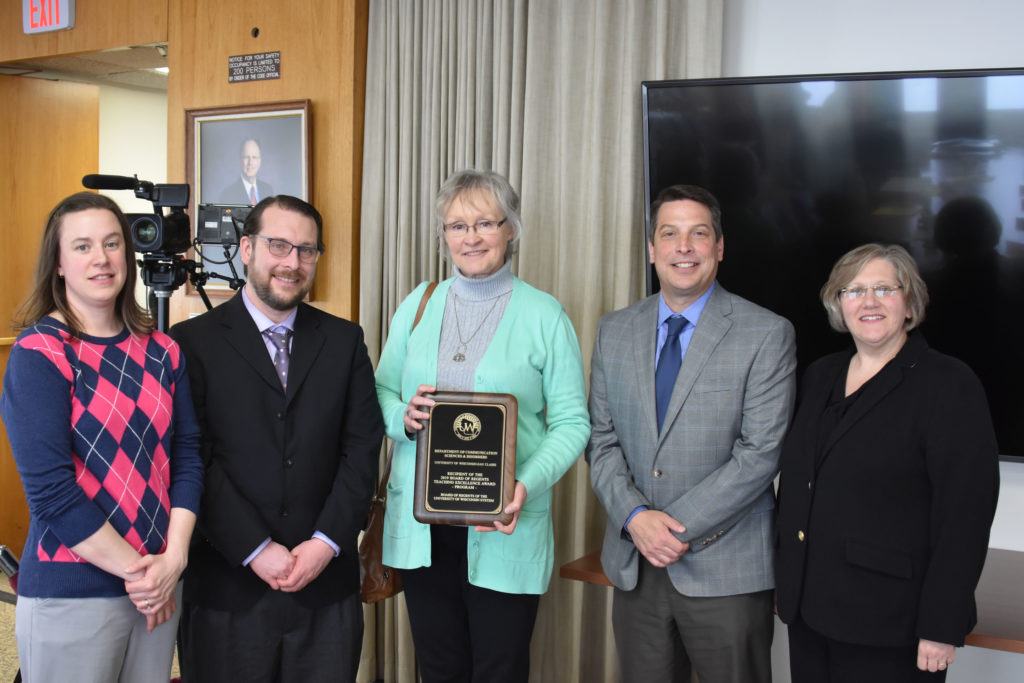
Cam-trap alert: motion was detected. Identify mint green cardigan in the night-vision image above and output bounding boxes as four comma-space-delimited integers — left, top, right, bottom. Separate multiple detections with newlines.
375, 277, 591, 594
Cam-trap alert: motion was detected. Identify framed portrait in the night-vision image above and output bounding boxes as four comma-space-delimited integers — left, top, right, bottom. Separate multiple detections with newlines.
185, 100, 311, 294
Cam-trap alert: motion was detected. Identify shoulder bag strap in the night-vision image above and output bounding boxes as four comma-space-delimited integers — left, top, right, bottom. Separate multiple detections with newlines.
378, 281, 437, 494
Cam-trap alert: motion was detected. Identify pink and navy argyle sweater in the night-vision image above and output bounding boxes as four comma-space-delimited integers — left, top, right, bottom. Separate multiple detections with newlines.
0, 317, 203, 599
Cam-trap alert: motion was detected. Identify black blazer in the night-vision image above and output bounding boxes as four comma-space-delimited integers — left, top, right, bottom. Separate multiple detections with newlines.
217, 177, 274, 205
170, 294, 383, 611
775, 333, 999, 648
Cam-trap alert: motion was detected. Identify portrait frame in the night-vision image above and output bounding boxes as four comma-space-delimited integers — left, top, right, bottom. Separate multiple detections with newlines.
185, 100, 311, 295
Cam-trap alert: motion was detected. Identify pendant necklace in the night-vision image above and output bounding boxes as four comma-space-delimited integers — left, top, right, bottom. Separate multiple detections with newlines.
452, 294, 499, 362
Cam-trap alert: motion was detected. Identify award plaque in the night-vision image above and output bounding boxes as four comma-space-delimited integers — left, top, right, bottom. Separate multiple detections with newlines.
414, 392, 518, 526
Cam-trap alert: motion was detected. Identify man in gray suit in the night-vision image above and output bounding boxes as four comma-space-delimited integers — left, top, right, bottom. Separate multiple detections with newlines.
587, 185, 796, 683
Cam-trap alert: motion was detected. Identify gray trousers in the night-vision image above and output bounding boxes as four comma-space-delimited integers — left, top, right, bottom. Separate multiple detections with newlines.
612, 559, 773, 683
16, 582, 183, 683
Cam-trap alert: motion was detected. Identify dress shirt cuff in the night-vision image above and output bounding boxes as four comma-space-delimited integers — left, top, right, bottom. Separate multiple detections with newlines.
242, 537, 272, 567
313, 531, 340, 557
624, 505, 649, 537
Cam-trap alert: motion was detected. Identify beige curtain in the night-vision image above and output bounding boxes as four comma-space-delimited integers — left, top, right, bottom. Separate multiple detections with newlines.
358, 2, 722, 681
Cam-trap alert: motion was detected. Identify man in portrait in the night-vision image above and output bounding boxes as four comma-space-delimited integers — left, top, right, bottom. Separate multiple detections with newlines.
220, 137, 275, 205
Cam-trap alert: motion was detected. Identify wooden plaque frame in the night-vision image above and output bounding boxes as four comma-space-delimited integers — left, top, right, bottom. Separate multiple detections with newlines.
414, 392, 517, 526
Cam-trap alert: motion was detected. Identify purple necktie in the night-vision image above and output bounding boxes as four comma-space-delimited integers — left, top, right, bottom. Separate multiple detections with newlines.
263, 327, 292, 388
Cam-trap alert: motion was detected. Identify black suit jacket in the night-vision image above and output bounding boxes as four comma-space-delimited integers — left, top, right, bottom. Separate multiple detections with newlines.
775, 333, 999, 648
170, 294, 383, 611
218, 177, 274, 205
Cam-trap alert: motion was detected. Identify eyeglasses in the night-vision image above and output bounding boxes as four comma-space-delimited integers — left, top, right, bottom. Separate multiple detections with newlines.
443, 218, 507, 236
839, 284, 903, 300
251, 234, 321, 263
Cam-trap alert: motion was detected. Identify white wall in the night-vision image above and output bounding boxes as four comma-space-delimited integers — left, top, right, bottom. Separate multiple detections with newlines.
723, 0, 1024, 77
97, 85, 168, 309
722, 2, 1024, 680
97, 85, 167, 212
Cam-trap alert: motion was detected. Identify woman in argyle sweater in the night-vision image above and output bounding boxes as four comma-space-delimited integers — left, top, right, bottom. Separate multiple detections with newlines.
1, 192, 203, 682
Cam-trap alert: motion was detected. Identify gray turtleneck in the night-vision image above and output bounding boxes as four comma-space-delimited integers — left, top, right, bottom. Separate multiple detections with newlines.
436, 262, 515, 391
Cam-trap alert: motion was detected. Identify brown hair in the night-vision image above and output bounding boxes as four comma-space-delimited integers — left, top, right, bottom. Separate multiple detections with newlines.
649, 185, 723, 241
243, 194, 325, 250
819, 243, 929, 333
14, 192, 154, 338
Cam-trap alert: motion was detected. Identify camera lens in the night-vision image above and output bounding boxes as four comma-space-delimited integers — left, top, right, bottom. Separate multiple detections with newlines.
131, 216, 160, 250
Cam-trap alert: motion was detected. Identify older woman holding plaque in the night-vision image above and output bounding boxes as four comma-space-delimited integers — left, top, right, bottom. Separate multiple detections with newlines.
775, 244, 1000, 682
375, 170, 590, 683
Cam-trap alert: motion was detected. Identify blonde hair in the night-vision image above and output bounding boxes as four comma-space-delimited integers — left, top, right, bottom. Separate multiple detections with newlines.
435, 170, 522, 261
820, 243, 929, 333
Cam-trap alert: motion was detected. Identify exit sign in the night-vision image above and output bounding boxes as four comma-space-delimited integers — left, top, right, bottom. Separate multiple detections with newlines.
23, 0, 75, 34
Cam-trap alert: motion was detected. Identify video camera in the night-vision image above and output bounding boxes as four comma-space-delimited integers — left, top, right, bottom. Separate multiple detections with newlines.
81, 174, 246, 331
82, 174, 193, 292
197, 204, 251, 246
83, 174, 191, 254
126, 188, 192, 255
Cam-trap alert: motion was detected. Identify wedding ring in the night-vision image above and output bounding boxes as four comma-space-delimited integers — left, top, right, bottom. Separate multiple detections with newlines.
145, 599, 152, 610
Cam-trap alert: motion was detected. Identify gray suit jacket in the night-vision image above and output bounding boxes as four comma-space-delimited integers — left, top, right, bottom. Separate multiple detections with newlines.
587, 284, 796, 596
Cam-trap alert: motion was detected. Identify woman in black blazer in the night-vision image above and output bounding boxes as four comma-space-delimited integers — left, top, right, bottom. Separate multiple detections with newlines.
775, 244, 1000, 682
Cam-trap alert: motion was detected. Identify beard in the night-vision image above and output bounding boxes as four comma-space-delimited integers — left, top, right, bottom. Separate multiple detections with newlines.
249, 267, 312, 311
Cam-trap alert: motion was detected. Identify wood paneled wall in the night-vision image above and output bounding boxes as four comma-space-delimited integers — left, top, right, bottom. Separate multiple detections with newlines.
0, 346, 25, 554
0, 0, 370, 551
0, 76, 99, 328
0, 75, 100, 552
0, 0, 166, 62
167, 0, 369, 323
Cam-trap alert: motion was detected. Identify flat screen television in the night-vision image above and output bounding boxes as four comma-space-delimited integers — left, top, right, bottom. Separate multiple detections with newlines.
643, 68, 1024, 459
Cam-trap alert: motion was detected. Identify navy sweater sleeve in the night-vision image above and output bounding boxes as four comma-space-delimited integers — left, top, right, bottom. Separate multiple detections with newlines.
2, 342, 110, 548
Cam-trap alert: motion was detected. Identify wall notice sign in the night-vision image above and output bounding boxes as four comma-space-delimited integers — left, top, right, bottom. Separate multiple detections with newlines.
229, 52, 282, 83
22, 0, 75, 33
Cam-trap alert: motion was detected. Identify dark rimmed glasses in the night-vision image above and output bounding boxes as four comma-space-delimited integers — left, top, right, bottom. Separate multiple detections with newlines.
251, 234, 322, 263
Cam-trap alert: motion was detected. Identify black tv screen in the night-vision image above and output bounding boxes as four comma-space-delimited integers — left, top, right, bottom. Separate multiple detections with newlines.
643, 68, 1024, 458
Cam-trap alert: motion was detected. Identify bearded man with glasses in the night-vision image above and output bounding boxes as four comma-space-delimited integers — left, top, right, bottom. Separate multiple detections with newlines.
170, 195, 384, 682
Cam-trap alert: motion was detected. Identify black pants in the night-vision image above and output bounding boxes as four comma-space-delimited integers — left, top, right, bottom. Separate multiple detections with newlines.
788, 616, 948, 683
179, 589, 362, 683
401, 525, 540, 683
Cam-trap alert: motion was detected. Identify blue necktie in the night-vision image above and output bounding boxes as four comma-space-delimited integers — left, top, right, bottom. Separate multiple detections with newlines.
655, 315, 688, 432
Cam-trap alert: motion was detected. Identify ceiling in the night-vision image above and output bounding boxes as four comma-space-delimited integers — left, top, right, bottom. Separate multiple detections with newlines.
0, 44, 168, 91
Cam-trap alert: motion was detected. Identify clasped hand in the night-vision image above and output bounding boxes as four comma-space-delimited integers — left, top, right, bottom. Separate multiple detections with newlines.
124, 550, 187, 632
250, 538, 335, 592
626, 509, 690, 567
917, 638, 956, 672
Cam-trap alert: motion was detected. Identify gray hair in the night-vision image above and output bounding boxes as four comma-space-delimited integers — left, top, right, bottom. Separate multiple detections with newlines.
820, 243, 929, 333
435, 170, 522, 261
